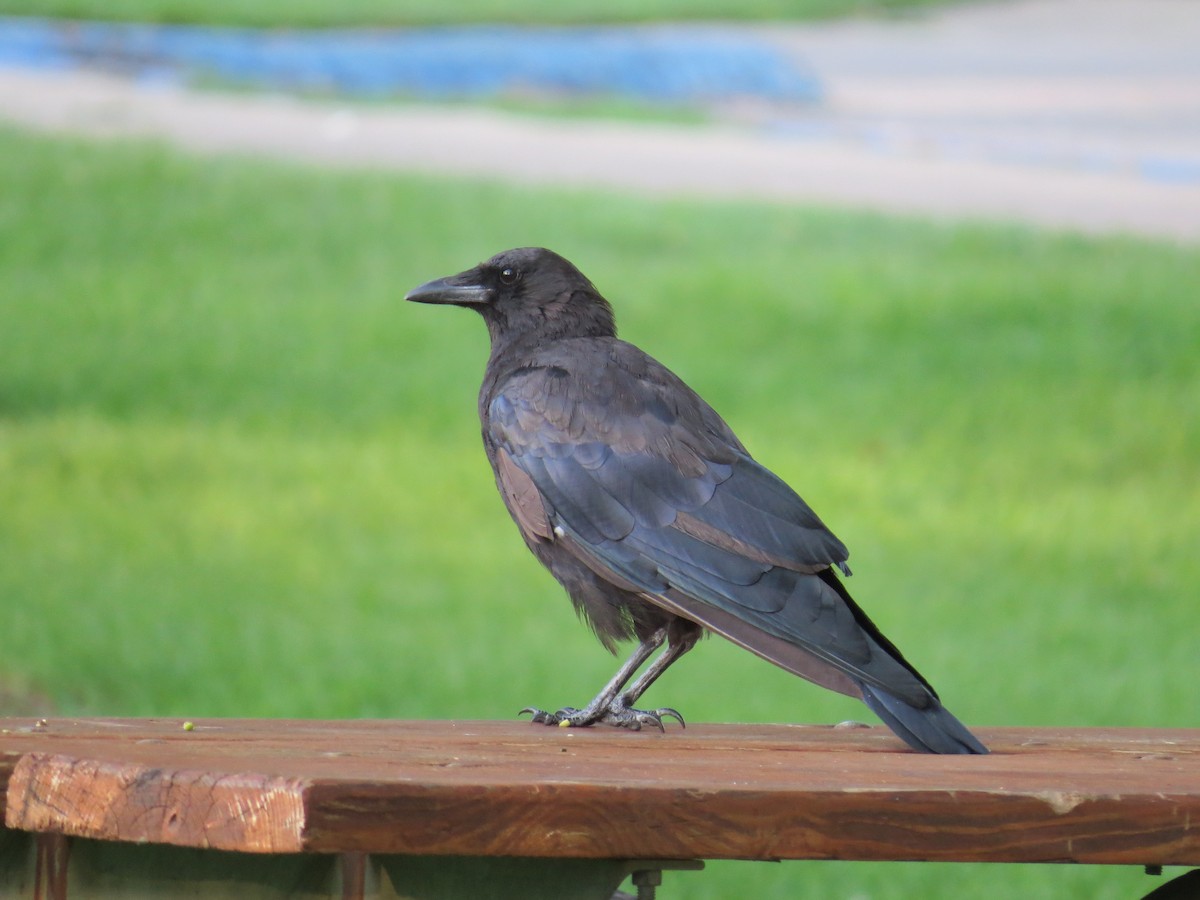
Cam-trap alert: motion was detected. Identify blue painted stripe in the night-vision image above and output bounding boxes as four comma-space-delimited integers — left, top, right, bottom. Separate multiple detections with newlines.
0, 16, 823, 104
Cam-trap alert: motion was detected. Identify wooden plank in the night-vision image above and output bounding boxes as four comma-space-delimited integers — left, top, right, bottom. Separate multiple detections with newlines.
1, 719, 1197, 865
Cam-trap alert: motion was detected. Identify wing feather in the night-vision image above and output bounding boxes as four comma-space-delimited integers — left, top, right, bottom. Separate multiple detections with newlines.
486, 342, 928, 703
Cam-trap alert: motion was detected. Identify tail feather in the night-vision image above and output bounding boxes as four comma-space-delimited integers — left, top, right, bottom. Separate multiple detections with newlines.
859, 682, 988, 755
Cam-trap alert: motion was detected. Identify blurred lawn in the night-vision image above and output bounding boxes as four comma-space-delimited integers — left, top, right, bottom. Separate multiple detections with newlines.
1, 124, 1197, 898
3, 0, 957, 27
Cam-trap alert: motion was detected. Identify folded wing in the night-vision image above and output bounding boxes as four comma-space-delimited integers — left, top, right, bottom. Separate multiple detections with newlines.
488, 343, 936, 708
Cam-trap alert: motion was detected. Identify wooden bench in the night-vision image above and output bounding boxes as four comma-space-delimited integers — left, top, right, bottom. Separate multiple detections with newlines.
2, 718, 1197, 898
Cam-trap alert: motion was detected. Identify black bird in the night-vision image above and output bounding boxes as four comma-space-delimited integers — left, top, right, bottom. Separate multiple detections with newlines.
406, 247, 986, 754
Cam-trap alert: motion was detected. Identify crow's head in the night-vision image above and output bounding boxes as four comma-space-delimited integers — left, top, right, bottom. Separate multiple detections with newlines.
406, 247, 616, 345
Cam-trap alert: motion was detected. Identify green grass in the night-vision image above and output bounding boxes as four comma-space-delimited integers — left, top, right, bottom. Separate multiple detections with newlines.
1, 124, 1197, 898
4, 0, 958, 27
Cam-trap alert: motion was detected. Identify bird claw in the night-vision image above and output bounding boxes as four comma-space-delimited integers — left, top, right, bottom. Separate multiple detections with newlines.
606, 706, 685, 732
519, 702, 684, 732
519, 706, 578, 726
519, 706, 591, 727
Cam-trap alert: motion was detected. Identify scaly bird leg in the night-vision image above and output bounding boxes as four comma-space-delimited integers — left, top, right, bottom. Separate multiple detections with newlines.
521, 626, 691, 732
615, 626, 698, 711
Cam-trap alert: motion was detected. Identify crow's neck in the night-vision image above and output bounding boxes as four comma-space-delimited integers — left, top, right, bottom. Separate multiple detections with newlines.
478, 295, 617, 418
481, 290, 617, 358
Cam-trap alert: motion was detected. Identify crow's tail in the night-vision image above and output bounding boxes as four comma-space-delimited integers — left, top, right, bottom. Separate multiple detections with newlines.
859, 682, 988, 755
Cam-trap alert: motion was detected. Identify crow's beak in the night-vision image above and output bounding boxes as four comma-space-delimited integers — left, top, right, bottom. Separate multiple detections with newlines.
405, 268, 491, 306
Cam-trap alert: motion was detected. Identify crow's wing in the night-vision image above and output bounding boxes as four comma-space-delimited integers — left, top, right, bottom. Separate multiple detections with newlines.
487, 339, 933, 706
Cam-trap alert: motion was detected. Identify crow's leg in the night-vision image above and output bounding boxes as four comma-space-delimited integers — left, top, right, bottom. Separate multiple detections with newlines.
521, 627, 663, 729
521, 625, 695, 732
618, 623, 699, 711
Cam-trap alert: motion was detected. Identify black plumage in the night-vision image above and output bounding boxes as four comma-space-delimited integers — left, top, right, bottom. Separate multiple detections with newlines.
406, 247, 986, 754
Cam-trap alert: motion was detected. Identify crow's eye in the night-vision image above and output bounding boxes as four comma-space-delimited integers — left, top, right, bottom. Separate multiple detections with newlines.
499, 267, 519, 285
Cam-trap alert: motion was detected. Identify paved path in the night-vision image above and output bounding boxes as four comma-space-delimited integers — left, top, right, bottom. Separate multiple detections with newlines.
2, 0, 1198, 241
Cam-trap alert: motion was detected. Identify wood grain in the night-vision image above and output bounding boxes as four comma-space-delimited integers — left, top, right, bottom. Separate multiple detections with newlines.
1, 719, 1197, 865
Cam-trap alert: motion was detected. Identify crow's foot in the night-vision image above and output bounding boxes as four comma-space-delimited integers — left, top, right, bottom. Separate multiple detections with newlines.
520, 700, 684, 732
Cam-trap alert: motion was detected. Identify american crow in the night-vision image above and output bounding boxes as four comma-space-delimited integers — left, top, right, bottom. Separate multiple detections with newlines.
407, 247, 986, 754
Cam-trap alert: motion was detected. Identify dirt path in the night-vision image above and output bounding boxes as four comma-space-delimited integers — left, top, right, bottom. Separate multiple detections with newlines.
3, 0, 1198, 240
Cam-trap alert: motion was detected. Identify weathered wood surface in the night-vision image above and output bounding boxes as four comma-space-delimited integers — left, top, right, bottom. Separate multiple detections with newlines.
1, 719, 1197, 866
